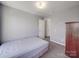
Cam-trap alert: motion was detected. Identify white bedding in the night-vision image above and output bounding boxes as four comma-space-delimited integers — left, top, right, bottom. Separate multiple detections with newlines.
0, 37, 48, 58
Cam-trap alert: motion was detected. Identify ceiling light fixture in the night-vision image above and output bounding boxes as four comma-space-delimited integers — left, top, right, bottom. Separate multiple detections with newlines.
35, 1, 46, 9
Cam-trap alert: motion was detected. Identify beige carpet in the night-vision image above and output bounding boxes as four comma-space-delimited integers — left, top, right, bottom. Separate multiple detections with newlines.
40, 41, 69, 58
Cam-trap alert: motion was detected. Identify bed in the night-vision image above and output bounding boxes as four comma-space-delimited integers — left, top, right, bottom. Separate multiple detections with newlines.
0, 37, 49, 58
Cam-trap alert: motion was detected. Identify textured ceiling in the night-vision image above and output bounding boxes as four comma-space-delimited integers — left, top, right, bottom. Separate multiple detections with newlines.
1, 1, 79, 17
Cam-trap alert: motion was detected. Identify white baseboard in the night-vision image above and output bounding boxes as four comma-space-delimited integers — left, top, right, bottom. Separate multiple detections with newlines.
50, 40, 65, 46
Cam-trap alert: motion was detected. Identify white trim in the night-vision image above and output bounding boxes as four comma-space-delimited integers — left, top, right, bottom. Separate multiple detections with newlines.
50, 40, 65, 46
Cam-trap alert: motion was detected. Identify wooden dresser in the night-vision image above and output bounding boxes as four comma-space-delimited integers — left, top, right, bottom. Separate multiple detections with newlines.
65, 22, 79, 58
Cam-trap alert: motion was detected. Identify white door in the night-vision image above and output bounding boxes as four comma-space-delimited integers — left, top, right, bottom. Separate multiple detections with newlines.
39, 19, 45, 39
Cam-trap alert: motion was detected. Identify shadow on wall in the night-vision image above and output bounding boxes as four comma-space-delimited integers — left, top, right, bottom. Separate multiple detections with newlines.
0, 3, 3, 45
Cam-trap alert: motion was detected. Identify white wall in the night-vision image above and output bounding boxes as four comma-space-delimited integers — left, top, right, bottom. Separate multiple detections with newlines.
50, 6, 79, 46
2, 5, 39, 42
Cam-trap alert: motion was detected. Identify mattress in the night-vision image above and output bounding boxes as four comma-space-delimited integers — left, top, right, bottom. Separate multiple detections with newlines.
0, 37, 49, 58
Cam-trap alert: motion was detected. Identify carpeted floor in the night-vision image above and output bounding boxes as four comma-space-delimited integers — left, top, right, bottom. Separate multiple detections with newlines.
40, 41, 69, 58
